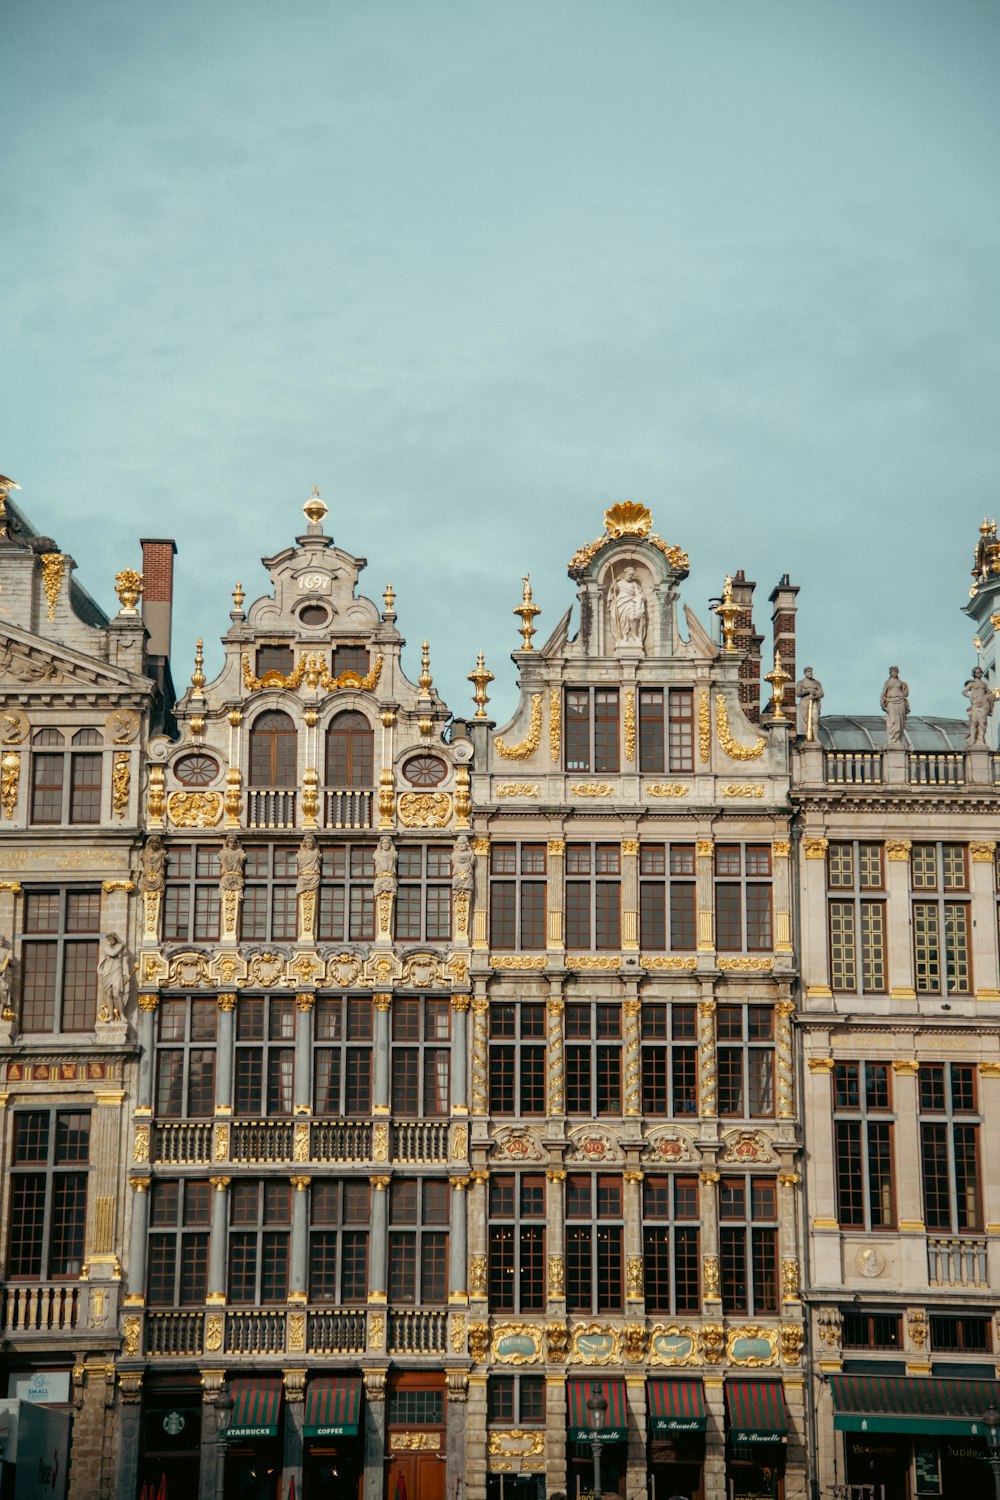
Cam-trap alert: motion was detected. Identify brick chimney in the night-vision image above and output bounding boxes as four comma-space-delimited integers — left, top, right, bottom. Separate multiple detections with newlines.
768, 574, 799, 715
140, 538, 177, 662
731, 570, 764, 724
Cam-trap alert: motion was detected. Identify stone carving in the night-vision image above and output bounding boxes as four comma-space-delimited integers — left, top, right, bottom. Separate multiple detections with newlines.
219, 833, 245, 891
169, 951, 210, 987
907, 1309, 928, 1348
374, 835, 397, 936
0, 751, 20, 819
398, 792, 451, 828
780, 1325, 803, 1365
880, 666, 910, 745
122, 1317, 141, 1357
608, 566, 647, 645
964, 667, 995, 746
494, 693, 543, 761
494, 1127, 544, 1162
296, 832, 320, 935
0, 641, 62, 683
452, 833, 474, 939
140, 836, 165, 893
795, 667, 823, 741
545, 1324, 569, 1362
700, 1323, 725, 1364
167, 791, 223, 827
468, 1323, 489, 1363
1, 708, 28, 744
0, 935, 14, 1020
622, 1324, 647, 1362
817, 1307, 842, 1349
97, 933, 129, 1021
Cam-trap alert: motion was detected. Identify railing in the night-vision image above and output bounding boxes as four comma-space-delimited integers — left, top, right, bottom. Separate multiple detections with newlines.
247, 788, 297, 829
992, 754, 1000, 784
927, 1236, 988, 1286
145, 1311, 204, 1357
225, 1310, 286, 1355
392, 1122, 450, 1163
307, 1309, 368, 1354
908, 753, 964, 786
324, 789, 374, 830
825, 752, 882, 785
387, 1309, 447, 1354
1, 1284, 79, 1334
230, 1120, 295, 1163
312, 1120, 373, 1162
153, 1122, 213, 1164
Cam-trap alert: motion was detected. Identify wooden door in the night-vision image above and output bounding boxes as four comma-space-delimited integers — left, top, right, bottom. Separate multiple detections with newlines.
386, 1453, 446, 1500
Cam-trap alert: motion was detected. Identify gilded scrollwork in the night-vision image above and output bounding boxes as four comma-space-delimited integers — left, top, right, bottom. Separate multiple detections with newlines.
715, 694, 765, 761
0, 751, 20, 819
494, 694, 543, 761
167, 791, 224, 827
398, 792, 452, 828
623, 689, 636, 762
549, 689, 561, 762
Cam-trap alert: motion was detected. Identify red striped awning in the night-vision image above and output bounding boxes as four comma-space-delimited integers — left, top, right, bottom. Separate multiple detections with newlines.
567, 1379, 628, 1442
303, 1376, 362, 1438
648, 1379, 707, 1434
831, 1374, 1000, 1436
225, 1377, 283, 1440
724, 1380, 788, 1443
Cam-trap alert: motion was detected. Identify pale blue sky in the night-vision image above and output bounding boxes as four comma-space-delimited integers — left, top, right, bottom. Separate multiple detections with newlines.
3, 0, 999, 727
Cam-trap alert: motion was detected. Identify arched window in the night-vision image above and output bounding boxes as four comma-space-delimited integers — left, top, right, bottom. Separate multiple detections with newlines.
249, 711, 297, 787
325, 712, 374, 787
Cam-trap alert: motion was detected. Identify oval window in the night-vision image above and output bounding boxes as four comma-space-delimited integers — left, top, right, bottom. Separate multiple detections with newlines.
403, 754, 447, 788
298, 604, 330, 627
174, 753, 220, 787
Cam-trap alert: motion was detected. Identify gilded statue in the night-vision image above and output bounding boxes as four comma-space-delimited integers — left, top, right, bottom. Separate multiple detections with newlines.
880, 666, 909, 746
963, 666, 995, 746
794, 667, 823, 741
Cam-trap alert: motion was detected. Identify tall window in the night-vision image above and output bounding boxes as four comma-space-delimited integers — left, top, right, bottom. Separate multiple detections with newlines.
488, 1174, 545, 1312
326, 712, 374, 787
309, 1180, 369, 1304
719, 1175, 778, 1316
314, 997, 373, 1115
566, 844, 621, 950
715, 845, 772, 951
639, 844, 696, 951
828, 843, 886, 994
235, 997, 295, 1116
566, 1173, 624, 1314
487, 1376, 546, 1426
391, 998, 450, 1116
256, 645, 293, 679
318, 845, 375, 942
641, 1003, 698, 1116
642, 1175, 700, 1314
163, 845, 221, 942
718, 1005, 774, 1118
565, 1002, 622, 1115
20, 888, 101, 1032
833, 1062, 894, 1229
155, 997, 217, 1117
30, 728, 103, 825
388, 1179, 449, 1305
489, 1002, 546, 1116
565, 688, 619, 773
638, 689, 694, 773
912, 845, 971, 994
241, 845, 297, 941
147, 1180, 211, 1306
489, 844, 547, 950
248, 710, 297, 787
228, 1180, 291, 1304
919, 1063, 981, 1232
332, 645, 370, 679
7, 1110, 90, 1279
396, 846, 451, 942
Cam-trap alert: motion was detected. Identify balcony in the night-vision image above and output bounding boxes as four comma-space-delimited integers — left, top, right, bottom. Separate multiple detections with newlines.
152, 1122, 213, 1165
324, 789, 373, 830
311, 1120, 372, 1162
392, 1122, 450, 1163
231, 1120, 295, 1163
1, 1284, 80, 1336
145, 1311, 204, 1357
247, 788, 297, 829
825, 752, 882, 785
927, 1236, 988, 1287
225, 1310, 286, 1355
908, 753, 964, 786
388, 1309, 447, 1354
308, 1308, 367, 1355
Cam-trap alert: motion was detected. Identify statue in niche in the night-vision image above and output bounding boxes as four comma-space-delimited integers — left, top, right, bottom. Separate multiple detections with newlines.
296, 832, 321, 897
139, 835, 165, 893
795, 667, 824, 741
963, 666, 995, 746
373, 835, 397, 896
608, 566, 647, 645
98, 933, 129, 1021
451, 834, 474, 894
219, 832, 245, 892
0, 935, 14, 1020
880, 666, 910, 746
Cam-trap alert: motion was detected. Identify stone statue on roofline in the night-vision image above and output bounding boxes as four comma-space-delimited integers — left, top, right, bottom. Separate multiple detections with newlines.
880, 666, 910, 746
963, 666, 995, 747
795, 667, 823, 741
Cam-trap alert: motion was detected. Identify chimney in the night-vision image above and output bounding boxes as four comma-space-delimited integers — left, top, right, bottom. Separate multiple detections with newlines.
730, 569, 764, 725
140, 538, 177, 661
768, 574, 800, 715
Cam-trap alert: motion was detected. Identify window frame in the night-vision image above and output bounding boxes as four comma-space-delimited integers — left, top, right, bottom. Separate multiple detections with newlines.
833, 1061, 895, 1230
7, 1109, 91, 1280
19, 886, 101, 1034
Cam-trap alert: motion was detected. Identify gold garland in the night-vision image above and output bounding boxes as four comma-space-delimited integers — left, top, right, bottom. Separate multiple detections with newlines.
699, 690, 711, 763
241, 652, 383, 694
495, 693, 543, 760
715, 694, 765, 761
623, 689, 636, 762
549, 689, 561, 762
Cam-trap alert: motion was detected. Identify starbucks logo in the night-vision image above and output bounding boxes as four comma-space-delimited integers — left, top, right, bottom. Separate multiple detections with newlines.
162, 1412, 185, 1436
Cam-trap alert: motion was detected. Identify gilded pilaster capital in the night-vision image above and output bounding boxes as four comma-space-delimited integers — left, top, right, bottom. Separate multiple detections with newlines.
547, 839, 566, 856
131, 1177, 151, 1193
210, 1176, 231, 1191
289, 1176, 310, 1191
885, 840, 912, 861
450, 993, 471, 1012
138, 993, 160, 1012
373, 992, 393, 1011
295, 993, 315, 1012
369, 1175, 391, 1191
217, 993, 237, 1012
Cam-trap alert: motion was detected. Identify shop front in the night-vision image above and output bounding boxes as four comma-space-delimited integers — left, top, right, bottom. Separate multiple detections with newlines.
831, 1373, 1000, 1499
647, 1378, 706, 1500
566, 1379, 628, 1500
136, 1371, 203, 1500
301, 1375, 364, 1500
223, 1376, 284, 1500
723, 1379, 787, 1500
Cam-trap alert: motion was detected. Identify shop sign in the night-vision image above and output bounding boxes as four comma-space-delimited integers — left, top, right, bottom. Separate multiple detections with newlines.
652, 1333, 693, 1362
914, 1443, 941, 1495
13, 1373, 71, 1405
575, 1333, 615, 1361
494, 1333, 538, 1360
729, 1336, 774, 1364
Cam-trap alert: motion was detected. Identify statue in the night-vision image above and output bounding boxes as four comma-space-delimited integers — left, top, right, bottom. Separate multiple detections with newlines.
0, 935, 13, 1020
880, 666, 910, 746
219, 832, 245, 892
296, 832, 321, 897
963, 666, 995, 746
139, 835, 165, 893
451, 834, 474, 893
97, 933, 129, 1021
373, 835, 397, 895
795, 668, 824, 741
609, 566, 647, 645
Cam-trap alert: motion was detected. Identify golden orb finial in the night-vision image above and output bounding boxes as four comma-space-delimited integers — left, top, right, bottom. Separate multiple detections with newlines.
303, 486, 328, 527
513, 575, 541, 650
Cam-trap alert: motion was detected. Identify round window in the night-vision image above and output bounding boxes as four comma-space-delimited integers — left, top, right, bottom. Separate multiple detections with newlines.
298, 604, 330, 627
174, 753, 220, 787
403, 754, 448, 787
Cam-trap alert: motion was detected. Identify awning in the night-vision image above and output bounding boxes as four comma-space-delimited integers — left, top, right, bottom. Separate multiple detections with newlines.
831, 1374, 1000, 1437
567, 1379, 628, 1442
648, 1379, 707, 1434
225, 1377, 283, 1440
725, 1380, 788, 1444
303, 1376, 362, 1438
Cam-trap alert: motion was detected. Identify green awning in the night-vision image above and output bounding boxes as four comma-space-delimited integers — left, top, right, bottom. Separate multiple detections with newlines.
725, 1380, 788, 1443
831, 1374, 1000, 1436
303, 1377, 362, 1438
567, 1380, 628, 1442
648, 1379, 707, 1434
225, 1377, 283, 1440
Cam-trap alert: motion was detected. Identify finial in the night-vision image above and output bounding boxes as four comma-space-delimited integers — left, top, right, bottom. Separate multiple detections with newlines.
232, 581, 245, 613
468, 651, 494, 719
764, 646, 791, 721
419, 640, 433, 695
114, 569, 144, 616
383, 583, 396, 618
190, 638, 206, 699
513, 574, 541, 651
715, 575, 739, 652
303, 486, 328, 528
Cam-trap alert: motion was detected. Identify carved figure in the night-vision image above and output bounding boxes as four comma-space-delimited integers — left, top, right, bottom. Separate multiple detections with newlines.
296, 832, 321, 896
794, 667, 823, 741
0, 935, 13, 1018
609, 566, 647, 644
963, 666, 995, 746
98, 932, 129, 1020
373, 835, 397, 896
880, 666, 910, 746
219, 832, 246, 892
139, 836, 165, 893
451, 834, 474, 893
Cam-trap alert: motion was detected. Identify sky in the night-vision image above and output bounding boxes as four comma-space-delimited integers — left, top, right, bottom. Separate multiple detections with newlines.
3, 0, 1000, 729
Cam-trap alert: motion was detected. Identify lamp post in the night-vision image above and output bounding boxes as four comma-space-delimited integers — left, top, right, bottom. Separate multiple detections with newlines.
214, 1380, 234, 1500
586, 1382, 607, 1500
983, 1404, 1000, 1500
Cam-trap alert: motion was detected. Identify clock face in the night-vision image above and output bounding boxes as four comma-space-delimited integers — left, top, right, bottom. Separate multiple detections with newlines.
403, 754, 448, 788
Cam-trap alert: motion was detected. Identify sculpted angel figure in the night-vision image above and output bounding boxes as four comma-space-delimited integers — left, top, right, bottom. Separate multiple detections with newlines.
880, 666, 910, 746
609, 566, 647, 644
963, 666, 995, 746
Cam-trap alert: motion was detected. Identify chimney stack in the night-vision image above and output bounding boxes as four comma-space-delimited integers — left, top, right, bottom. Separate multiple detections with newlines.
730, 570, 764, 724
768, 574, 799, 715
140, 538, 177, 662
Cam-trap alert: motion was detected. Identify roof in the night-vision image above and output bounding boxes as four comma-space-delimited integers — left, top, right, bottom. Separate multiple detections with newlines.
818, 715, 968, 752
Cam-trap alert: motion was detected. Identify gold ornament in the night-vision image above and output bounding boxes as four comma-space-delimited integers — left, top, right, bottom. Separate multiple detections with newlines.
495, 694, 543, 760
513, 576, 541, 650
468, 651, 494, 719
716, 695, 765, 760
764, 647, 791, 720
114, 568, 143, 614
0, 751, 20, 819
715, 575, 739, 651
40, 553, 65, 621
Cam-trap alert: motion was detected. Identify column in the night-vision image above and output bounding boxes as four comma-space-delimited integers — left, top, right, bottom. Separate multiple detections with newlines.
625, 1378, 647, 1500
621, 838, 640, 952
449, 1175, 469, 1302
703, 1377, 726, 1500
885, 839, 915, 999
699, 1170, 721, 1310
282, 1370, 305, 1500
622, 996, 641, 1118
372, 993, 391, 1117
468, 1170, 488, 1303
696, 838, 715, 953
125, 1178, 151, 1304
547, 984, 565, 1118
800, 836, 831, 999
980, 1062, 1000, 1243
623, 1169, 644, 1312
546, 838, 565, 955
466, 1374, 489, 1500
215, 994, 236, 1114
446, 1370, 469, 1500
891, 1059, 924, 1230
543, 1376, 567, 1500
546, 1169, 566, 1311
198, 1381, 222, 1500
289, 1176, 310, 1302
801, 1055, 841, 1289
362, 1369, 387, 1500
368, 1175, 389, 1305
450, 993, 470, 1115
136, 994, 158, 1110
772, 837, 793, 954
293, 994, 314, 1112
698, 992, 717, 1119
775, 998, 795, 1120
470, 993, 489, 1117
971, 842, 1000, 997
777, 1169, 802, 1308
471, 838, 490, 951
116, 1377, 143, 1500
207, 1177, 230, 1303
